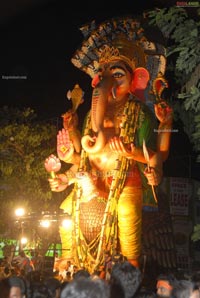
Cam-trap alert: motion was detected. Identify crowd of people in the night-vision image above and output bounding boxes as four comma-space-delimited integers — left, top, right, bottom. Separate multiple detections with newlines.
0, 250, 200, 298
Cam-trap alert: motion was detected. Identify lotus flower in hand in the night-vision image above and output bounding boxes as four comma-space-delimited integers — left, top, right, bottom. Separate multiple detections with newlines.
44, 154, 61, 178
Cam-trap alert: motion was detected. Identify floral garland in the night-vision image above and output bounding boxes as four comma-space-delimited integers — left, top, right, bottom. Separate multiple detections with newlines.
72, 96, 141, 272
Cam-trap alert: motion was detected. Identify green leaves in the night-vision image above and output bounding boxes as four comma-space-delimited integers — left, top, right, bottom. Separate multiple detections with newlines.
147, 6, 200, 242
0, 106, 59, 227
147, 6, 200, 161
147, 7, 188, 38
191, 224, 200, 242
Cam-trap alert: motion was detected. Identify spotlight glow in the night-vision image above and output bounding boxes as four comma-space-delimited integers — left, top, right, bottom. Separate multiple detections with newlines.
20, 237, 28, 245
15, 208, 25, 217
40, 220, 51, 228
61, 219, 72, 229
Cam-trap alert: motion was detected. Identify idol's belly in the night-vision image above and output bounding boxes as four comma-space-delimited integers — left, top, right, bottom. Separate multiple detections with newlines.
89, 149, 119, 172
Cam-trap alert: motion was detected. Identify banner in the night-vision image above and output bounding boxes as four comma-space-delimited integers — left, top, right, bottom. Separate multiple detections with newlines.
170, 177, 193, 216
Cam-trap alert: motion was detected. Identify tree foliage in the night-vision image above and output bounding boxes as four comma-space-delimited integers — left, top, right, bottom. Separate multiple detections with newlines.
147, 6, 200, 161
147, 6, 200, 241
0, 106, 59, 233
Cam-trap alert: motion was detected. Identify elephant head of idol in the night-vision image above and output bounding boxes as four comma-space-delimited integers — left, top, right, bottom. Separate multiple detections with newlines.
81, 36, 150, 154
70, 17, 167, 154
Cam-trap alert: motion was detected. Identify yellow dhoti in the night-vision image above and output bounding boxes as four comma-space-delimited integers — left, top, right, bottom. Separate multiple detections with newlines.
118, 186, 142, 261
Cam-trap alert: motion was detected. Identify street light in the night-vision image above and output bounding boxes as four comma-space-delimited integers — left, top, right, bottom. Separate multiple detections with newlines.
15, 208, 25, 217
13, 209, 73, 259
40, 220, 51, 228
15, 208, 26, 251
20, 237, 28, 246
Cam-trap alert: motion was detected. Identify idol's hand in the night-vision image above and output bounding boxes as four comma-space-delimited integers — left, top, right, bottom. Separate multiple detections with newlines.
48, 173, 68, 192
44, 154, 61, 178
144, 166, 162, 186
109, 137, 150, 164
57, 129, 74, 162
154, 101, 173, 125
109, 137, 135, 158
62, 109, 79, 130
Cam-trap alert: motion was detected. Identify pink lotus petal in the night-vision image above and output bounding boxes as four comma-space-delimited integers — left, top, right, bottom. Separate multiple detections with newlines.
45, 156, 61, 173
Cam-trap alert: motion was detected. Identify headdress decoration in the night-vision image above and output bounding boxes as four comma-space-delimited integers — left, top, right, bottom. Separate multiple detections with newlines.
98, 44, 136, 70
71, 16, 167, 101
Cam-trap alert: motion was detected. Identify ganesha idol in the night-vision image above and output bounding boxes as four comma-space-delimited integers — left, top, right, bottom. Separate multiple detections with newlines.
45, 16, 173, 273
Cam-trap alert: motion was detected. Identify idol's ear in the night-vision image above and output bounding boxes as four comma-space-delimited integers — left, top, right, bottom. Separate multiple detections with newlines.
130, 67, 150, 102
152, 75, 168, 101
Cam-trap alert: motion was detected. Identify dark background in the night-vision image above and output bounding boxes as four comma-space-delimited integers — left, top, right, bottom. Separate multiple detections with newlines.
0, 0, 199, 180
0, 0, 178, 118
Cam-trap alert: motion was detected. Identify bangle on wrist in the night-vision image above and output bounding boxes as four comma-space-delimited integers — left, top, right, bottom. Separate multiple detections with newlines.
159, 123, 172, 130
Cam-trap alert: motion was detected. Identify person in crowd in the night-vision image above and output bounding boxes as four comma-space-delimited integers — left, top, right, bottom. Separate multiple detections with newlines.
12, 251, 34, 275
191, 286, 200, 298
66, 260, 74, 275
0, 277, 10, 298
99, 251, 113, 280
65, 271, 72, 282
156, 273, 178, 298
135, 287, 157, 298
60, 277, 110, 298
43, 277, 61, 298
30, 250, 44, 272
53, 252, 60, 273
109, 260, 142, 298
191, 273, 200, 291
73, 268, 91, 280
2, 256, 12, 270
29, 281, 49, 298
7, 276, 27, 298
60, 280, 70, 293
171, 279, 200, 298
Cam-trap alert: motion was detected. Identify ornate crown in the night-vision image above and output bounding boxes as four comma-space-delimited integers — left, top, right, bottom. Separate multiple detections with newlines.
71, 16, 167, 103
98, 44, 136, 70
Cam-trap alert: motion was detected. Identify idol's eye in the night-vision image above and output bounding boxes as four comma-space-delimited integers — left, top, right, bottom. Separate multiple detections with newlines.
112, 72, 124, 78
111, 67, 126, 79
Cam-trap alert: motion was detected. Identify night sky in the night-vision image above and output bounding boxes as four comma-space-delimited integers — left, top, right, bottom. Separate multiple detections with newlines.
0, 0, 177, 119
0, 0, 199, 180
